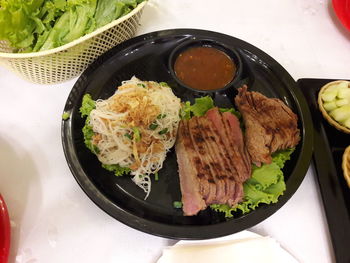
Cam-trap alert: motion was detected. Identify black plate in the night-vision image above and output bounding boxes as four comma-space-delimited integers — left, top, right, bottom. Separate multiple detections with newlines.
297, 79, 350, 263
61, 29, 313, 239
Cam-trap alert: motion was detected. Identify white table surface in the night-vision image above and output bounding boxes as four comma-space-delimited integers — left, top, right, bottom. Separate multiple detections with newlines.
1, 0, 349, 262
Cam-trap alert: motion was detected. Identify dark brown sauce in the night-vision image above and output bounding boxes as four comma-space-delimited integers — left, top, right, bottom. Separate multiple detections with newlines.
174, 46, 236, 91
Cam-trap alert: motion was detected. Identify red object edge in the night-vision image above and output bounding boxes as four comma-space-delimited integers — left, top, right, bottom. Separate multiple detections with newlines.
332, 0, 350, 31
0, 194, 10, 263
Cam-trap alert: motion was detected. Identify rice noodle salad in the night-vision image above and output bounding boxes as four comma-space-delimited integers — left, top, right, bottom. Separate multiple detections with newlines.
80, 77, 182, 198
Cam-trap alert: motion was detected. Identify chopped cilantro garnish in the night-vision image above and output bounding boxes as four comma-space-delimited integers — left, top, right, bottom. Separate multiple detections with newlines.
154, 172, 159, 181
157, 113, 167, 119
173, 201, 183, 209
149, 123, 158, 130
124, 133, 133, 140
102, 164, 131, 177
158, 128, 168, 135
159, 82, 169, 87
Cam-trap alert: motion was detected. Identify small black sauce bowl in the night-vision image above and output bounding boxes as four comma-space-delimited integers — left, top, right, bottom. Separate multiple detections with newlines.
168, 38, 243, 95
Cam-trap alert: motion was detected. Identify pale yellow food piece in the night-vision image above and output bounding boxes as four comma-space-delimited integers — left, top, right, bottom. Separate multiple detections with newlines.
342, 146, 350, 188
318, 80, 350, 134
157, 237, 298, 263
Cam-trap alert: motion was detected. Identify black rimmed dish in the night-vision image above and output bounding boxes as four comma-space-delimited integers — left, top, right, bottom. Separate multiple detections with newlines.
168, 39, 243, 94
61, 29, 313, 240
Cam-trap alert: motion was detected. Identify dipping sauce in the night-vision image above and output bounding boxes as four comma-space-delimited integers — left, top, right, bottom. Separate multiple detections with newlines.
174, 46, 236, 91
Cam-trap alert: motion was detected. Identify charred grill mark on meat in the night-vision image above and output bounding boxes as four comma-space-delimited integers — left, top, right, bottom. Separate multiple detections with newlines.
176, 109, 249, 214
176, 85, 299, 216
175, 121, 206, 216
234, 85, 300, 166
194, 117, 231, 204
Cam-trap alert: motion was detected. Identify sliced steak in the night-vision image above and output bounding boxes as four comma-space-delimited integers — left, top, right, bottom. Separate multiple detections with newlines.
176, 102, 259, 216
222, 112, 251, 172
206, 108, 251, 182
231, 183, 244, 206
234, 85, 300, 166
199, 117, 241, 204
193, 116, 231, 204
175, 121, 206, 216
221, 112, 251, 182
176, 116, 242, 212
186, 118, 221, 204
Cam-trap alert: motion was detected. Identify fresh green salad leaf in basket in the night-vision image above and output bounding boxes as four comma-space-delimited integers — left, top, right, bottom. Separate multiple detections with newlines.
0, 0, 146, 52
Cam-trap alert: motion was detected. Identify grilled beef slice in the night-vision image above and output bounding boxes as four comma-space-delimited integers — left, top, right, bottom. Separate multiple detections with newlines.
176, 110, 249, 215
206, 108, 251, 182
186, 118, 221, 205
175, 121, 207, 216
192, 116, 234, 204
234, 85, 300, 166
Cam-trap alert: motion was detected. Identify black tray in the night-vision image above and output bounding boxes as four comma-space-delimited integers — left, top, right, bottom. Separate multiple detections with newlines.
61, 29, 313, 239
297, 78, 350, 263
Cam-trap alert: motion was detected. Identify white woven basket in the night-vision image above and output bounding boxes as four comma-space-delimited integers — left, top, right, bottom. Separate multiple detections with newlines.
0, 1, 147, 84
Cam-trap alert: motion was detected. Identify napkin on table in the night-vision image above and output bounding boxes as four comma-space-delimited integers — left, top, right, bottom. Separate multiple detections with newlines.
157, 235, 298, 263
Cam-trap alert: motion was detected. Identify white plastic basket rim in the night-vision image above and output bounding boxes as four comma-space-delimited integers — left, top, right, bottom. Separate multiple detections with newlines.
0, 1, 147, 59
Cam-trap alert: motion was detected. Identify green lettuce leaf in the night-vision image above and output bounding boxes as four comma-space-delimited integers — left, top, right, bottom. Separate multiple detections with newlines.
181, 96, 240, 120
0, 0, 145, 52
181, 96, 214, 119
219, 107, 241, 119
180, 101, 191, 120
79, 94, 98, 153
80, 94, 96, 117
272, 148, 294, 168
95, 0, 124, 28
189, 96, 214, 117
39, 0, 97, 51
38, 10, 71, 51
102, 164, 131, 177
0, 0, 45, 50
79, 93, 132, 176
210, 149, 294, 218
82, 116, 100, 154
61, 1, 97, 44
